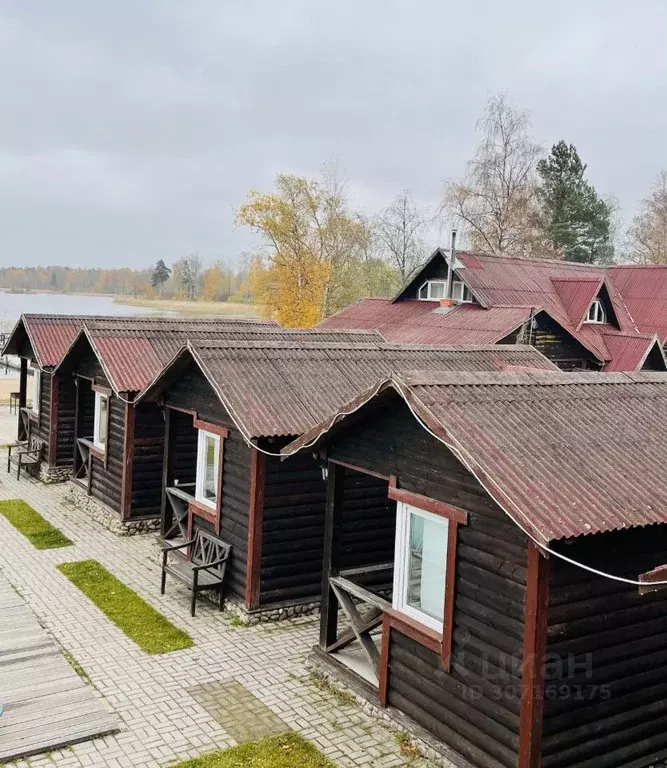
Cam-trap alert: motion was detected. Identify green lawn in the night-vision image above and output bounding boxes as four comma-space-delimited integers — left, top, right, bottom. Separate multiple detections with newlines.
0, 499, 73, 549
171, 734, 335, 768
57, 560, 193, 654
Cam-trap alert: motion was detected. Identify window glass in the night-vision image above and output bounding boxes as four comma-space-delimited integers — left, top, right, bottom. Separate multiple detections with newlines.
93, 392, 108, 450
406, 510, 447, 622
196, 430, 221, 508
418, 283, 428, 299
393, 502, 449, 631
429, 281, 446, 299
587, 299, 605, 323
31, 368, 41, 413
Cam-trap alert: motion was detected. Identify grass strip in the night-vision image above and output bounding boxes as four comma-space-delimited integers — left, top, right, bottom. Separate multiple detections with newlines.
57, 559, 193, 654
170, 733, 335, 768
0, 499, 73, 549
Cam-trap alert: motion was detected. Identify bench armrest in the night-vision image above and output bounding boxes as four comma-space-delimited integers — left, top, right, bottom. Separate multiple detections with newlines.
192, 554, 230, 572
162, 539, 195, 553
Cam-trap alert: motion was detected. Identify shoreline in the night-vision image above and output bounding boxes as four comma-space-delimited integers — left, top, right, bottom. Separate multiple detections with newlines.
113, 296, 263, 317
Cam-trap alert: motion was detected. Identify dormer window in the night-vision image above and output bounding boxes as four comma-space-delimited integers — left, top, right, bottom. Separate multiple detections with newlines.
451, 280, 473, 303
586, 299, 606, 324
417, 279, 472, 302
418, 280, 447, 300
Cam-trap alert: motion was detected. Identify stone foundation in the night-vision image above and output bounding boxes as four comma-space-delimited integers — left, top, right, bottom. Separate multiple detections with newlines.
38, 463, 72, 484
64, 483, 160, 536
226, 598, 320, 626
307, 655, 473, 768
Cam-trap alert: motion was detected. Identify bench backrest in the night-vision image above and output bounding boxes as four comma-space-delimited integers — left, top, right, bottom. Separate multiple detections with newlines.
191, 529, 231, 576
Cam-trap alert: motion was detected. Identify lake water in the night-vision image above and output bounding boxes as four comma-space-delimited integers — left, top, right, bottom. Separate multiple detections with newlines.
0, 291, 171, 380
0, 291, 169, 333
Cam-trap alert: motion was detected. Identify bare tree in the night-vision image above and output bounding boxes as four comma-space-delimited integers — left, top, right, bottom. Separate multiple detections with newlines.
376, 190, 429, 281
627, 171, 667, 264
442, 94, 543, 256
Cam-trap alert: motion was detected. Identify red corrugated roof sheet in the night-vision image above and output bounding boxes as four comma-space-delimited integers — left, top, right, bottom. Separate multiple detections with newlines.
2, 315, 88, 368
321, 252, 667, 372
284, 369, 667, 543
142, 340, 558, 438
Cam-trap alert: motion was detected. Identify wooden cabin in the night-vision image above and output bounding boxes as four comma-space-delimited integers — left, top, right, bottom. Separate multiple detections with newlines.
49, 317, 288, 530
1, 314, 87, 481
282, 369, 667, 768
321, 248, 667, 373
138, 340, 558, 620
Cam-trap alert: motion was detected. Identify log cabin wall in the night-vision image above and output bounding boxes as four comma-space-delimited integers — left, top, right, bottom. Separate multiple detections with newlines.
73, 351, 125, 515
129, 403, 165, 519
55, 374, 77, 466
30, 370, 52, 446
541, 526, 667, 768
162, 360, 250, 603
328, 396, 530, 768
500, 314, 600, 371
258, 456, 395, 608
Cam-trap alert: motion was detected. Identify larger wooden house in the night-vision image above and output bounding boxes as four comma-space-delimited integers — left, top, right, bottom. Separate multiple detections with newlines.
321, 249, 667, 373
283, 369, 667, 768
138, 339, 557, 620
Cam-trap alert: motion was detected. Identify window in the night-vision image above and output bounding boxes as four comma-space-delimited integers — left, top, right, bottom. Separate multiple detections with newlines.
196, 430, 221, 509
31, 366, 41, 414
451, 280, 473, 303
393, 502, 449, 632
93, 392, 109, 451
418, 280, 447, 300
586, 299, 606, 324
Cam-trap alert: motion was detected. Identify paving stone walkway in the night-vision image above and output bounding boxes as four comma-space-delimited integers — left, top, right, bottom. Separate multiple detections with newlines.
0, 405, 439, 768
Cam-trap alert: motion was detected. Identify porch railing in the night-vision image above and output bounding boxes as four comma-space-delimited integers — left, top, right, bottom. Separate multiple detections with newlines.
324, 563, 393, 683
164, 484, 196, 542
74, 437, 95, 494
18, 407, 32, 443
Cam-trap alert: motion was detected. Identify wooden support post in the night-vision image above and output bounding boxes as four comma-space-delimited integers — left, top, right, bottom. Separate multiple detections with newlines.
320, 462, 345, 650
160, 408, 172, 537
121, 403, 135, 520
18, 358, 27, 440
246, 448, 266, 610
518, 542, 550, 768
48, 375, 59, 465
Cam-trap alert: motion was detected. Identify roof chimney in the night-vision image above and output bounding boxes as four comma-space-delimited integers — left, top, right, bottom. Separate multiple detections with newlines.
445, 229, 457, 300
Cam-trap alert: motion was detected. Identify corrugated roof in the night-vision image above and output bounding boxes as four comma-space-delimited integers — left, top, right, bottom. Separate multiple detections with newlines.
144, 340, 559, 438
284, 369, 667, 543
1, 315, 89, 368
321, 252, 667, 372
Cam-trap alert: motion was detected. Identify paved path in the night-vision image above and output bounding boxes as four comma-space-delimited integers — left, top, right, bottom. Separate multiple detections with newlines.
0, 575, 118, 763
0, 405, 440, 768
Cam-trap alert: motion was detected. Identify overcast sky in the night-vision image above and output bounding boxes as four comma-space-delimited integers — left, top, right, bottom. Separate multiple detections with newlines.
1, 0, 666, 269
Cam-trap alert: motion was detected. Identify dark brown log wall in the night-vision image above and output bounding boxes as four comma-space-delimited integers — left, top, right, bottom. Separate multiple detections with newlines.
258, 456, 395, 608
542, 526, 667, 768
55, 374, 77, 466
329, 395, 529, 768
30, 370, 52, 446
130, 403, 165, 518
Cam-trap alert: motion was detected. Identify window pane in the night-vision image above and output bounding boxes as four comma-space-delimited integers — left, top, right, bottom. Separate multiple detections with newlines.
204, 435, 218, 502
406, 511, 447, 622
418, 283, 428, 299
429, 281, 445, 299
98, 397, 108, 446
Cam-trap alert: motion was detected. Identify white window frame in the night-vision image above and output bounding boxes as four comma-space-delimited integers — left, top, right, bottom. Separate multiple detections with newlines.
93, 391, 109, 452
392, 501, 449, 632
31, 366, 41, 415
451, 280, 473, 303
195, 429, 221, 510
417, 280, 447, 301
586, 299, 606, 324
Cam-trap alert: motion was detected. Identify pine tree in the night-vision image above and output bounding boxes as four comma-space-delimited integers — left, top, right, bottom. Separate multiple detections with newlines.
151, 259, 171, 297
537, 141, 613, 263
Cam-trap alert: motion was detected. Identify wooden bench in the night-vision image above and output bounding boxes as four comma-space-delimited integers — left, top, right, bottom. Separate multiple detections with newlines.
161, 530, 231, 616
6, 441, 43, 480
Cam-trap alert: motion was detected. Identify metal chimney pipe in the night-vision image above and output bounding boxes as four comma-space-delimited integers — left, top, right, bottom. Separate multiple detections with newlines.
445, 229, 457, 299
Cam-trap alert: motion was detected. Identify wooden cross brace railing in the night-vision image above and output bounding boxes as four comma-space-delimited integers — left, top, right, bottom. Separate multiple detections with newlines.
327, 575, 392, 682
75, 437, 93, 494
165, 485, 195, 541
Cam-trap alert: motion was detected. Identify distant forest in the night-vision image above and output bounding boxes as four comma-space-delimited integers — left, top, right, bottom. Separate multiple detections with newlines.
0, 259, 252, 303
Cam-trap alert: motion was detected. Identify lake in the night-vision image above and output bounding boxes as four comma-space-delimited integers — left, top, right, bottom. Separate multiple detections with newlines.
0, 291, 170, 333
